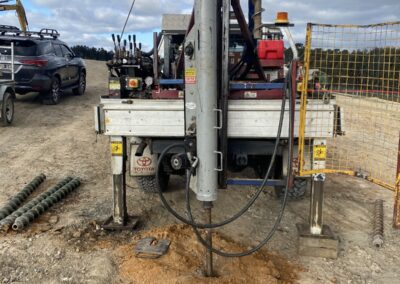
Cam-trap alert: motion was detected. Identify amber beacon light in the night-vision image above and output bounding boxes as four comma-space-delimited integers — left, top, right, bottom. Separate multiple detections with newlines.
275, 12, 290, 25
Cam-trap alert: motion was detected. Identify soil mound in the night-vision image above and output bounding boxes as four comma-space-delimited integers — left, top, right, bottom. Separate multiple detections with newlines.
117, 224, 299, 284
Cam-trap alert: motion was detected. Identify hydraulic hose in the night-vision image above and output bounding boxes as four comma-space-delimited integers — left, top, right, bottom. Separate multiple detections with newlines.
156, 82, 287, 229
185, 66, 294, 256
141, 33, 163, 57
154, 31, 296, 249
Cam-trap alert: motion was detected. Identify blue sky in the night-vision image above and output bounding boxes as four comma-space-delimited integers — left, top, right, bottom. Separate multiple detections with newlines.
1, 0, 399, 51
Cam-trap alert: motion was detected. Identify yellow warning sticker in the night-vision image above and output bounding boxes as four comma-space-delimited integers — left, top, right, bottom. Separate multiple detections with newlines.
109, 81, 121, 90
111, 141, 123, 156
185, 68, 197, 84
313, 145, 327, 161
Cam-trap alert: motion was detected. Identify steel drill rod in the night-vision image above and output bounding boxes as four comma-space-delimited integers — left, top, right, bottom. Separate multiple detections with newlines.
204, 203, 213, 277
12, 178, 81, 231
0, 177, 73, 232
0, 174, 46, 221
372, 199, 384, 248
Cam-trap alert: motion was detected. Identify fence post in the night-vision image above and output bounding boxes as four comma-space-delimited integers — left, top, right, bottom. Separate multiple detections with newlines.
393, 133, 400, 229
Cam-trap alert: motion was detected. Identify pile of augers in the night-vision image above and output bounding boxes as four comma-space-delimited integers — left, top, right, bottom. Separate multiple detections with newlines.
0, 174, 81, 232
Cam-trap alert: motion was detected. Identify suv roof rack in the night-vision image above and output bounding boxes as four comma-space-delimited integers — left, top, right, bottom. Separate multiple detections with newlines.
0, 25, 21, 35
37, 28, 60, 39
0, 27, 60, 39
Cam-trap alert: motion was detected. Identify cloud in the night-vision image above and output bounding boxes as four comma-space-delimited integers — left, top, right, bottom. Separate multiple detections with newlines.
1, 0, 399, 49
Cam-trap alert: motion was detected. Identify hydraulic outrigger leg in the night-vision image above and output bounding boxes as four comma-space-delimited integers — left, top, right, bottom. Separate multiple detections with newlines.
102, 136, 139, 230
297, 174, 339, 258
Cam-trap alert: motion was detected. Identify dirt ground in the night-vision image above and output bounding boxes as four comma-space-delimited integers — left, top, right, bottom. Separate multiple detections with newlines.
0, 60, 399, 284
329, 94, 400, 186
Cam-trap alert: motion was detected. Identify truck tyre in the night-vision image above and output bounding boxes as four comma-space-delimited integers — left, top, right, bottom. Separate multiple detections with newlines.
274, 177, 309, 200
137, 172, 170, 193
72, 71, 86, 96
1, 91, 14, 126
42, 76, 61, 105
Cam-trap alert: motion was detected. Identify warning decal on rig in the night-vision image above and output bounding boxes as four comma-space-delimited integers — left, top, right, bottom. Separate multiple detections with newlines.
185, 68, 197, 84
313, 145, 327, 161
111, 141, 123, 156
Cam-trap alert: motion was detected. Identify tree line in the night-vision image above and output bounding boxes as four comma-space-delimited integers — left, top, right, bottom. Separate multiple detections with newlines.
71, 43, 399, 95
308, 47, 400, 93
71, 45, 114, 61
286, 44, 399, 95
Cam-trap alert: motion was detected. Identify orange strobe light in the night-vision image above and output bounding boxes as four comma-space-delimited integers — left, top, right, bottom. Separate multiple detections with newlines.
275, 12, 289, 25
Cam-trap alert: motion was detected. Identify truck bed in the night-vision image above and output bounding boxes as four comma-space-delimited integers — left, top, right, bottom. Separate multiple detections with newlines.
97, 99, 335, 139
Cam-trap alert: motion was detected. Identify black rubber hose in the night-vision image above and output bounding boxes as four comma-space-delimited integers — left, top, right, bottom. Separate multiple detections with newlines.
142, 32, 163, 57
135, 140, 148, 157
156, 72, 288, 230
186, 63, 295, 257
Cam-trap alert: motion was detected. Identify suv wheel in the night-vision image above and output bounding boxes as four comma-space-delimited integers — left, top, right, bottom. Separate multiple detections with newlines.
42, 77, 61, 105
72, 71, 86, 96
1, 92, 14, 126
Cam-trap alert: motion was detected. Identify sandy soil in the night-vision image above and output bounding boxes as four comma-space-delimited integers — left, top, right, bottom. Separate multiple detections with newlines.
0, 60, 399, 284
328, 94, 400, 186
117, 224, 299, 284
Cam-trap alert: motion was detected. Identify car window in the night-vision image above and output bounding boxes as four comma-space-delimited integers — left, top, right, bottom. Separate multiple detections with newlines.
53, 44, 63, 57
60, 45, 73, 57
0, 39, 37, 56
38, 42, 55, 55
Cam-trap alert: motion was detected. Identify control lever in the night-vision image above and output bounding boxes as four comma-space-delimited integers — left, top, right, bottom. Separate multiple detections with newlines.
133, 34, 137, 50
128, 35, 133, 54
111, 34, 117, 53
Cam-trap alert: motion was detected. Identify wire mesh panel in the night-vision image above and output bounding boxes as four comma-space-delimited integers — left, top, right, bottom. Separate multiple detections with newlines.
298, 22, 400, 191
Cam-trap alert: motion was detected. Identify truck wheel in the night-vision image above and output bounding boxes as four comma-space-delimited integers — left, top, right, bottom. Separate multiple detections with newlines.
42, 77, 61, 105
274, 177, 309, 200
1, 91, 14, 126
137, 172, 170, 193
72, 71, 86, 96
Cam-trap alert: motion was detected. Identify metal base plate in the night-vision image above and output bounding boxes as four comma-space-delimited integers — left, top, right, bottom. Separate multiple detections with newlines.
101, 215, 139, 231
296, 223, 339, 259
134, 237, 171, 259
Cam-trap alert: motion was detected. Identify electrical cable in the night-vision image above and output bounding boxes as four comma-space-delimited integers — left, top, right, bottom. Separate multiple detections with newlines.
156, 60, 294, 255
156, 80, 287, 229
121, 0, 136, 39
185, 63, 295, 257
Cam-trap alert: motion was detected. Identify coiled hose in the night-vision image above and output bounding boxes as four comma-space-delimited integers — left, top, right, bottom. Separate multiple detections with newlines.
184, 63, 294, 257
156, 78, 287, 229
156, 63, 295, 257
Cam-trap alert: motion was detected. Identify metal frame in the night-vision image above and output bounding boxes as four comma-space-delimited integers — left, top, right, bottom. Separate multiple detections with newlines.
297, 22, 399, 191
98, 98, 335, 139
298, 22, 400, 231
393, 135, 400, 229
0, 27, 60, 39
95, 1, 339, 235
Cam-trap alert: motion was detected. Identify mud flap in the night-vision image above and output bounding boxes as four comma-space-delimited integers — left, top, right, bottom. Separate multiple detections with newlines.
130, 141, 157, 176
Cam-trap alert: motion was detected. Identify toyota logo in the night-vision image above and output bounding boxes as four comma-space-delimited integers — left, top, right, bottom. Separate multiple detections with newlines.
137, 157, 152, 167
